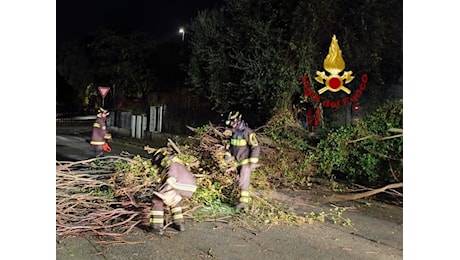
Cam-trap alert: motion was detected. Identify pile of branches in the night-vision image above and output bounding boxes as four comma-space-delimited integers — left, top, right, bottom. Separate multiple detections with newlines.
56, 125, 274, 243
56, 123, 317, 243
56, 155, 159, 244
59, 123, 388, 243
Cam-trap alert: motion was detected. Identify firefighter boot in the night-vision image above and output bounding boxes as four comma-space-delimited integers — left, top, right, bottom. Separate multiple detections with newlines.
236, 190, 250, 212
150, 210, 165, 236
171, 206, 186, 232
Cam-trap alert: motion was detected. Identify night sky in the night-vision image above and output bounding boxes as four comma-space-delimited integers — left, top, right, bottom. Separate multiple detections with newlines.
57, 0, 222, 45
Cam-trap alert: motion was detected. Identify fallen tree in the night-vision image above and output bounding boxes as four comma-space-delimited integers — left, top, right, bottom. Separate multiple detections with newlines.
56, 117, 402, 243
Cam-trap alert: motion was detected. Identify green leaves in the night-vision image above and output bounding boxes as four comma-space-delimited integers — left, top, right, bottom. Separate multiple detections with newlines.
308, 99, 403, 186
188, 0, 293, 117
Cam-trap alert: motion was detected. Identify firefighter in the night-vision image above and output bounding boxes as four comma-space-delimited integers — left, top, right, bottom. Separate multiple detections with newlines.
90, 108, 112, 157
148, 148, 197, 236
225, 111, 261, 211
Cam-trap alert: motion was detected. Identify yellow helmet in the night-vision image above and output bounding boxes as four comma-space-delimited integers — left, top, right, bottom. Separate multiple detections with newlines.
153, 147, 173, 167
226, 111, 242, 126
153, 148, 167, 160
98, 107, 110, 116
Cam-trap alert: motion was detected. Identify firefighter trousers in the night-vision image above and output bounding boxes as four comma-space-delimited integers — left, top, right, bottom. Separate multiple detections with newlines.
150, 195, 185, 230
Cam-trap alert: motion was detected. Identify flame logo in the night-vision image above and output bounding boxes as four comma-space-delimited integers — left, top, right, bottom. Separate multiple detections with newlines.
315, 35, 354, 94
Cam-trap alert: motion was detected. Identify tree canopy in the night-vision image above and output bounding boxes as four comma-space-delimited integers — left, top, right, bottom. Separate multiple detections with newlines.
57, 27, 180, 112
187, 0, 402, 125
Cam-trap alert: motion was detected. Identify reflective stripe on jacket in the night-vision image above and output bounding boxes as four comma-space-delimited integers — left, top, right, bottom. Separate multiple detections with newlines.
90, 116, 111, 145
163, 157, 197, 198
229, 123, 260, 166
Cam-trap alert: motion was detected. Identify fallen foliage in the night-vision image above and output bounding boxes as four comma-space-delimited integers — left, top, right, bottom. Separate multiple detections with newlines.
56, 123, 401, 244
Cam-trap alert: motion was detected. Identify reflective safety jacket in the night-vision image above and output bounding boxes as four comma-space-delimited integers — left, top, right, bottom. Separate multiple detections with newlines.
90, 115, 112, 146
229, 122, 260, 166
162, 156, 197, 198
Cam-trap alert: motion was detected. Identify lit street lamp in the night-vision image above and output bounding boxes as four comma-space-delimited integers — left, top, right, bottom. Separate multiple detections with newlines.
179, 27, 185, 42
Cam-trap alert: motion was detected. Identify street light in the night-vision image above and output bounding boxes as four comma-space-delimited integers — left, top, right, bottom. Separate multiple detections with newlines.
179, 27, 185, 42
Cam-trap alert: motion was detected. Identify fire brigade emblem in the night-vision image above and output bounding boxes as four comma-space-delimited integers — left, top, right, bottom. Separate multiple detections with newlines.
315, 35, 354, 94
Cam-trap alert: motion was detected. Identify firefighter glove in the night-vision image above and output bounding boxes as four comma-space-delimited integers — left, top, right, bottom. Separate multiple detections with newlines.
153, 189, 182, 207
224, 152, 232, 161
102, 142, 112, 152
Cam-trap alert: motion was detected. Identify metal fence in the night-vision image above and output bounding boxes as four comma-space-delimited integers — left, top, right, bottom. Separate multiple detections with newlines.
56, 114, 96, 126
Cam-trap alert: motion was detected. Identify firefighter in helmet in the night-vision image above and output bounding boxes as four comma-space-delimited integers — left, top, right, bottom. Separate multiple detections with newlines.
225, 111, 261, 211
148, 147, 197, 236
90, 108, 112, 157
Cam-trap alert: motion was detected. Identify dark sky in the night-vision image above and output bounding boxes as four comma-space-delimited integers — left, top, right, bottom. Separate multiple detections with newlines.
57, 0, 222, 44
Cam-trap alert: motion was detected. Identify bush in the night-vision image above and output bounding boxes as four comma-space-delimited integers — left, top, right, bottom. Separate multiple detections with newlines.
308, 99, 403, 186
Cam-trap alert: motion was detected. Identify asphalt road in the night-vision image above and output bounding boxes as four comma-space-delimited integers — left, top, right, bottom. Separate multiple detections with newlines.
56, 125, 403, 259
56, 125, 151, 161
